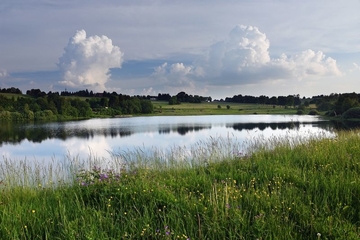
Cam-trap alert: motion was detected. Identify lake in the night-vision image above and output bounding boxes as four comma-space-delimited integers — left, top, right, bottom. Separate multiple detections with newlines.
0, 114, 336, 161
0, 115, 339, 185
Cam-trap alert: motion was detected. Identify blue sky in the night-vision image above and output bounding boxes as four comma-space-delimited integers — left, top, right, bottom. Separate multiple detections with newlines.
0, 0, 360, 99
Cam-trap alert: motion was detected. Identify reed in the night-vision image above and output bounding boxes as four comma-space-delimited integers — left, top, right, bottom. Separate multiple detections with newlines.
0, 130, 360, 239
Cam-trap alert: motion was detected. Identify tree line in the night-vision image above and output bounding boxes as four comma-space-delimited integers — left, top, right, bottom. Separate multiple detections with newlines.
0, 88, 154, 122
225, 94, 302, 107
313, 92, 360, 118
0, 87, 23, 94
2, 87, 360, 122
157, 91, 211, 105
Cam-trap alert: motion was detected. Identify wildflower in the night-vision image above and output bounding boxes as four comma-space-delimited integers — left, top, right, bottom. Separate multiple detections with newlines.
32, 210, 36, 213
100, 173, 108, 180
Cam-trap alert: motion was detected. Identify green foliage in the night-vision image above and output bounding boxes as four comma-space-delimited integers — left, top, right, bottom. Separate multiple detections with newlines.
141, 99, 154, 113
331, 93, 360, 114
34, 110, 57, 121
169, 96, 179, 105
0, 89, 154, 122
0, 111, 12, 121
308, 109, 319, 115
342, 107, 360, 119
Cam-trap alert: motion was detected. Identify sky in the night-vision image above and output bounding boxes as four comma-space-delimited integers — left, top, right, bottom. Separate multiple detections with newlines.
0, 0, 360, 100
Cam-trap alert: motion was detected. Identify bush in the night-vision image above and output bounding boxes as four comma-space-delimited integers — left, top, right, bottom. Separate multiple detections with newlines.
34, 110, 57, 121
296, 110, 304, 115
308, 110, 319, 115
0, 111, 12, 121
342, 107, 360, 119
11, 112, 23, 121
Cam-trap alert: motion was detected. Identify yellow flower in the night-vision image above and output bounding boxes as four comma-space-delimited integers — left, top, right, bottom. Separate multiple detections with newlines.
32, 210, 36, 213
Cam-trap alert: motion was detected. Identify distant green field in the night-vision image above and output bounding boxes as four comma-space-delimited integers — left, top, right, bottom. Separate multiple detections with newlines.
151, 101, 301, 116
0, 93, 30, 99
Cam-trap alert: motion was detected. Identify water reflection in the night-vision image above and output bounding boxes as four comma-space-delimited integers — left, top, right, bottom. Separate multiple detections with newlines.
0, 115, 357, 161
0, 116, 340, 145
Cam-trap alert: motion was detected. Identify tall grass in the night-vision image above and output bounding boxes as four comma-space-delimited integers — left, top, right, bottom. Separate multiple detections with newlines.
1, 130, 360, 239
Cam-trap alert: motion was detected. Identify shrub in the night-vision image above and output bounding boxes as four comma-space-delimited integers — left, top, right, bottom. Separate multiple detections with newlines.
0, 111, 11, 121
325, 110, 338, 117
296, 110, 304, 115
308, 110, 319, 115
342, 107, 360, 119
11, 112, 23, 121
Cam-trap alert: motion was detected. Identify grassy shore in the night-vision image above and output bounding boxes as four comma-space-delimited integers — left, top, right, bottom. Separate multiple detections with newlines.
1, 130, 360, 239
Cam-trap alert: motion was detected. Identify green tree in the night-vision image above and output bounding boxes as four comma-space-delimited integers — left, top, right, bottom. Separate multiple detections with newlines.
141, 100, 154, 113
100, 97, 109, 108
169, 96, 179, 105
71, 99, 92, 117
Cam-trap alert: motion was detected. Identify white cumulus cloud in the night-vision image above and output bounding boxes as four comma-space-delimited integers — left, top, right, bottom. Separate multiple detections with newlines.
275, 49, 342, 78
151, 24, 341, 89
152, 62, 200, 86
58, 29, 123, 91
204, 25, 341, 85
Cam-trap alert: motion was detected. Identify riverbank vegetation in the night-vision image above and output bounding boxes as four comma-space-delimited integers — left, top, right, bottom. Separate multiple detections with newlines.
1, 130, 360, 239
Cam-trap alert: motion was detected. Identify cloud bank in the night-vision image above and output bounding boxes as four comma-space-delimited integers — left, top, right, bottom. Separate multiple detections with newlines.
153, 25, 341, 89
58, 30, 123, 91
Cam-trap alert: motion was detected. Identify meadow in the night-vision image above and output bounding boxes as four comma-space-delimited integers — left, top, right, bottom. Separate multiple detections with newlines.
1, 130, 360, 239
151, 101, 302, 116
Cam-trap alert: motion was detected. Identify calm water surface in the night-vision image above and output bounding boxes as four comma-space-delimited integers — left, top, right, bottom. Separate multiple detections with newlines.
1, 115, 334, 161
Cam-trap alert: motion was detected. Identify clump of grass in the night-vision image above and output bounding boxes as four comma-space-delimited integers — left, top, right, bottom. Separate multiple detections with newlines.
1, 130, 360, 239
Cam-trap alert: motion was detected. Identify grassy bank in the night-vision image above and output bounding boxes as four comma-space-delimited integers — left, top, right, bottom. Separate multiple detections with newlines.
1, 131, 360, 239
